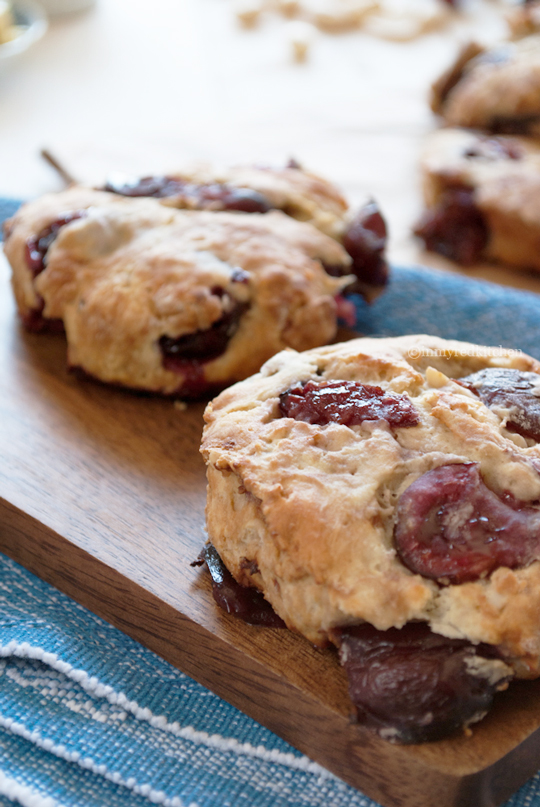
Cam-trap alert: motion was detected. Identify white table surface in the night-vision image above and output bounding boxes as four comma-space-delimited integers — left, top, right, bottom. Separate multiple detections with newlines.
2, 0, 540, 293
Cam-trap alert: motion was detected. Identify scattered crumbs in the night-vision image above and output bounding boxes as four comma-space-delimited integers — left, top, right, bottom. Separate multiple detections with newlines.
228, 0, 511, 60
234, 0, 265, 27
285, 19, 317, 61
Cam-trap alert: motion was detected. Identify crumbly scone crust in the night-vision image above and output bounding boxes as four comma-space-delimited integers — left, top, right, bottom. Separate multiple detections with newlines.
201, 334, 540, 677
419, 127, 540, 271
160, 163, 350, 239
4, 187, 350, 395
435, 35, 540, 133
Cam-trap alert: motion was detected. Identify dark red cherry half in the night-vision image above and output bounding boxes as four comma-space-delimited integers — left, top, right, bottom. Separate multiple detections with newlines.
335, 622, 510, 744
394, 463, 540, 584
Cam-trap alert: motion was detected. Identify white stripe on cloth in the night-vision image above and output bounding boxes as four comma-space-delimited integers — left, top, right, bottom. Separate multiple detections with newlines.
0, 770, 63, 807
0, 641, 331, 777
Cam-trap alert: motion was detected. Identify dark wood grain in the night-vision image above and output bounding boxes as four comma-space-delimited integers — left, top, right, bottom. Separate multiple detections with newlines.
2, 254, 540, 807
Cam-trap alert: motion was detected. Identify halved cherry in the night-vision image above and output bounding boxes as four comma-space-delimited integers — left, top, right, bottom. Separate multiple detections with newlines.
394, 463, 540, 584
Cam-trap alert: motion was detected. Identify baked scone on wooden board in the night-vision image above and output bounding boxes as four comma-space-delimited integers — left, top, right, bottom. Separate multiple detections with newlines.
3, 186, 356, 398
414, 127, 540, 269
2, 157, 391, 398
201, 333, 540, 743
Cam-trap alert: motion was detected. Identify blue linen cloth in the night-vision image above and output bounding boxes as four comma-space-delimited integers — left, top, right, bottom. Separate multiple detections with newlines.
2, 197, 540, 807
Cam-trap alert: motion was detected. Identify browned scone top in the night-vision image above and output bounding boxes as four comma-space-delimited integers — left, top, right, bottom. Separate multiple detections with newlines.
506, 1, 540, 40
201, 335, 540, 679
3, 186, 351, 397
415, 127, 540, 270
149, 163, 350, 240
431, 34, 540, 135
102, 161, 391, 300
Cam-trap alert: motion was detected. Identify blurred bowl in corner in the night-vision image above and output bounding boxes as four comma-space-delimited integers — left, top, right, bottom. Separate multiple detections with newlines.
0, 0, 47, 67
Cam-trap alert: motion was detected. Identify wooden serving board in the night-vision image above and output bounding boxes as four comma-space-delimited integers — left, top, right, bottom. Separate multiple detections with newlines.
2, 251, 540, 807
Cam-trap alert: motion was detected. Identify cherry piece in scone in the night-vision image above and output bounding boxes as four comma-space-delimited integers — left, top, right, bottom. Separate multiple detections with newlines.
459, 367, 540, 442
336, 622, 510, 744
341, 200, 389, 291
22, 305, 65, 334
413, 186, 488, 265
394, 463, 540, 584
25, 211, 87, 277
104, 175, 273, 214
159, 293, 248, 370
159, 290, 248, 397
196, 543, 286, 628
279, 380, 420, 429
23, 211, 87, 333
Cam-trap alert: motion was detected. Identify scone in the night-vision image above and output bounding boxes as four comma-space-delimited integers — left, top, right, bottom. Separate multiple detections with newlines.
413, 126, 540, 269
103, 160, 389, 299
506, 1, 540, 40
430, 34, 540, 135
201, 334, 540, 742
3, 186, 352, 397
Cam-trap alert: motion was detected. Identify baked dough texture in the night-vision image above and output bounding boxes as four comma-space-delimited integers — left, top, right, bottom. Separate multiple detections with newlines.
201, 334, 540, 678
102, 160, 390, 302
431, 34, 540, 135
3, 187, 350, 396
432, 34, 540, 134
132, 163, 350, 240
417, 127, 540, 271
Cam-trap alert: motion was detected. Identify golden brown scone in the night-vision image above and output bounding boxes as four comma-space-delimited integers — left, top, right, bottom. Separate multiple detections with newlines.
431, 35, 540, 135
414, 127, 540, 270
201, 334, 540, 682
3, 187, 351, 397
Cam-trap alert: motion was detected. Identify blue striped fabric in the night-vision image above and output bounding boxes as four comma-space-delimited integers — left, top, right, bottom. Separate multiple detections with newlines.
2, 198, 540, 806
0, 552, 376, 807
